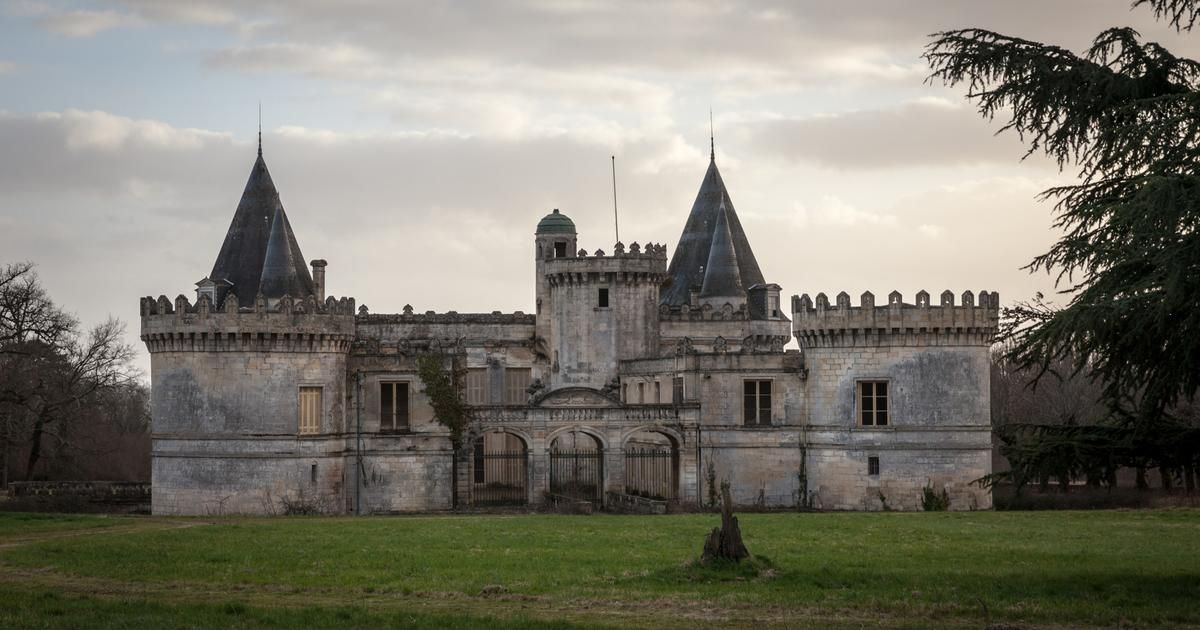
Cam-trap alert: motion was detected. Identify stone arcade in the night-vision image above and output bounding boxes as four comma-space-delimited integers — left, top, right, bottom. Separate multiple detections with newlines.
141, 140, 999, 515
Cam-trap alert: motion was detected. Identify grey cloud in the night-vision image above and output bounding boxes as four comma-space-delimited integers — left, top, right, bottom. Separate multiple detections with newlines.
743, 101, 1043, 170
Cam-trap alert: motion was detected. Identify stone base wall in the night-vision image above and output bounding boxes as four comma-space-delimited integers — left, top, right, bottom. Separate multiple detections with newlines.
152, 451, 345, 516
353, 450, 454, 513
806, 446, 991, 511
702, 429, 803, 507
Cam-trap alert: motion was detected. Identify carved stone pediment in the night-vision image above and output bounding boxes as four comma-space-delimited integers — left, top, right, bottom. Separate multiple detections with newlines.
532, 386, 620, 408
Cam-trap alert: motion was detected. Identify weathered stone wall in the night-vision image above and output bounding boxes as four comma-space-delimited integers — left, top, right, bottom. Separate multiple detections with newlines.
542, 245, 666, 389
142, 294, 354, 515
794, 290, 998, 511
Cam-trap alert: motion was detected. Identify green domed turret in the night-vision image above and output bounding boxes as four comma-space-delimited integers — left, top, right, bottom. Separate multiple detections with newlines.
536, 209, 576, 234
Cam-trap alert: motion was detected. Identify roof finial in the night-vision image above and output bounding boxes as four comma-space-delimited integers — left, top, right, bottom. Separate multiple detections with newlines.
709, 107, 715, 161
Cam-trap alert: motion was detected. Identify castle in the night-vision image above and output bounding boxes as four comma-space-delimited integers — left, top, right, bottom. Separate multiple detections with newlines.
141, 139, 999, 515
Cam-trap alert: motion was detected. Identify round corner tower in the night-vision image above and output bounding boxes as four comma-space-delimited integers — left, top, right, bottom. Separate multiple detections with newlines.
142, 144, 356, 516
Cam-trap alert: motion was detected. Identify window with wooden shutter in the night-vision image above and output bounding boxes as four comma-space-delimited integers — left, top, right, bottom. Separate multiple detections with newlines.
504, 368, 531, 405
465, 369, 487, 405
298, 387, 322, 435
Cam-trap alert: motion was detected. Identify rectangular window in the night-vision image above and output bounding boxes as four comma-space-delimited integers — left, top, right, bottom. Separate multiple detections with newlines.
769, 295, 779, 318
672, 376, 684, 404
622, 382, 628, 403
598, 287, 609, 308
298, 387, 322, 435
380, 382, 410, 431
655, 381, 661, 404
859, 381, 889, 426
743, 380, 772, 426
465, 368, 487, 405
868, 456, 880, 476
504, 368, 531, 405
554, 241, 567, 258
638, 382, 645, 404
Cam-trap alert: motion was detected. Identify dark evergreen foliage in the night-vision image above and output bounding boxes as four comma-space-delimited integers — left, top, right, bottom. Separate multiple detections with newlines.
926, 0, 1200, 491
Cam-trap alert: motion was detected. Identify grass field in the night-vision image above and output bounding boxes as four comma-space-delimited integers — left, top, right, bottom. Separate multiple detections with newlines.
0, 510, 1198, 628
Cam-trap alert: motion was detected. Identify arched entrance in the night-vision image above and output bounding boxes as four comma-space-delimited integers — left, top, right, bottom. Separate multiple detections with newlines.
471, 431, 528, 506
549, 430, 604, 503
623, 430, 679, 501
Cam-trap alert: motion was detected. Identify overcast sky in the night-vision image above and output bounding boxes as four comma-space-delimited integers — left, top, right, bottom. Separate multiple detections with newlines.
2, 0, 1197, 373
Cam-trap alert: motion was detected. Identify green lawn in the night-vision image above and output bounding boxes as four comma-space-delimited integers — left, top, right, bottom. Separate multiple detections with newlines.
0, 510, 1197, 628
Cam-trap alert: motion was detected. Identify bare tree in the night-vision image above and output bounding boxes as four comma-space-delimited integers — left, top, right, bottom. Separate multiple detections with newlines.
0, 263, 139, 484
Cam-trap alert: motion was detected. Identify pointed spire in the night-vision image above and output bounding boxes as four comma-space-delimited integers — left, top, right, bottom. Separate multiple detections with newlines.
661, 157, 765, 307
709, 108, 715, 162
209, 143, 314, 304
699, 199, 743, 299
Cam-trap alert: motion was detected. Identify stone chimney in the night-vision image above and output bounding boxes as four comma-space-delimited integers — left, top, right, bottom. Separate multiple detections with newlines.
310, 259, 327, 301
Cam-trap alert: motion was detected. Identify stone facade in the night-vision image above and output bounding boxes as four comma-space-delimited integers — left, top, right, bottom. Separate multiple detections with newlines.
141, 148, 999, 515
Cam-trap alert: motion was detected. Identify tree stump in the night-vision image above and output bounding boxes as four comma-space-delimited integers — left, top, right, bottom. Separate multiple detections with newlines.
701, 484, 749, 563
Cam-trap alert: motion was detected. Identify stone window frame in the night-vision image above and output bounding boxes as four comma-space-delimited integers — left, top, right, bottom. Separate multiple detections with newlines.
298, 385, 323, 436
857, 379, 890, 427
379, 379, 412, 433
742, 378, 773, 427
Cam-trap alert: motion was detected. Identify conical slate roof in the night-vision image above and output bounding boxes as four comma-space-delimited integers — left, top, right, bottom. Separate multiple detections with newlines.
699, 199, 743, 299
661, 156, 765, 305
208, 146, 314, 303
258, 204, 313, 298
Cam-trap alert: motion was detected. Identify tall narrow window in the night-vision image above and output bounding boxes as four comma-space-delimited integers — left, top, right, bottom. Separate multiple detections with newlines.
868, 456, 880, 476
504, 368, 531, 405
743, 380, 772, 426
466, 368, 487, 405
655, 381, 661, 404
298, 387, 322, 435
859, 381, 889, 426
380, 382, 410, 431
598, 287, 609, 308
672, 376, 684, 404
554, 241, 567, 258
638, 382, 645, 403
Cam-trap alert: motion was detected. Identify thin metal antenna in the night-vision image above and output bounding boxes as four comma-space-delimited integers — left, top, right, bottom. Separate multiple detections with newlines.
257, 101, 262, 156
611, 155, 620, 243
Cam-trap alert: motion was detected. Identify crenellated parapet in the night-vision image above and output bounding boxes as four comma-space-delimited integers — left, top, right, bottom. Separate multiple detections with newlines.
544, 242, 667, 285
544, 243, 667, 286
792, 289, 1000, 348
139, 293, 356, 353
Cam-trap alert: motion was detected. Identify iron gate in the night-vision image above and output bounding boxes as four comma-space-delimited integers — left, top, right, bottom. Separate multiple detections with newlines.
472, 447, 528, 506
624, 448, 677, 501
549, 448, 604, 502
